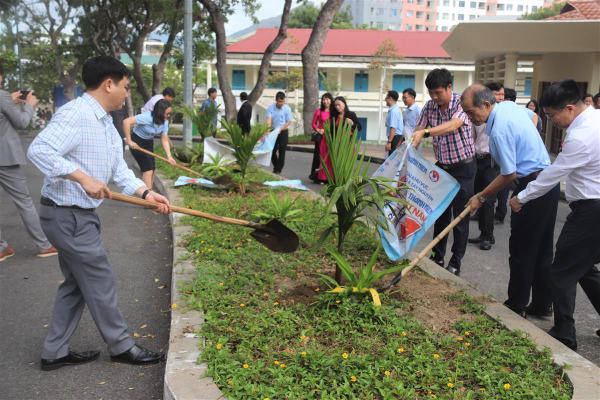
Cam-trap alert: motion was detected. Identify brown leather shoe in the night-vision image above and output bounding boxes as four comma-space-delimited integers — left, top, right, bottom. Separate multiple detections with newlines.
37, 246, 58, 258
0, 247, 15, 262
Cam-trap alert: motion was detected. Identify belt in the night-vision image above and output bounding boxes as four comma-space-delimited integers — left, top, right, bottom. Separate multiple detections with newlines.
569, 199, 600, 209
438, 157, 474, 171
475, 153, 491, 160
41, 196, 95, 212
517, 170, 543, 186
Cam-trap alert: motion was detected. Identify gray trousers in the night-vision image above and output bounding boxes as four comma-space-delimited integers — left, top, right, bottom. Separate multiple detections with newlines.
39, 204, 134, 359
0, 165, 51, 253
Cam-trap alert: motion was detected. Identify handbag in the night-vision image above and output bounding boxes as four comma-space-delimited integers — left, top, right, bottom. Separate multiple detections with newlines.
311, 131, 322, 143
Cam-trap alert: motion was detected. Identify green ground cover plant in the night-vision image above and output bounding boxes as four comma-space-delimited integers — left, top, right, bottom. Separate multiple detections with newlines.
154, 154, 572, 400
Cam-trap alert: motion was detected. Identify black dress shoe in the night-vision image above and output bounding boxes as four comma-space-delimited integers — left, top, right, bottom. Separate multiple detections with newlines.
503, 302, 527, 318
445, 265, 460, 276
468, 235, 495, 244
525, 303, 553, 317
429, 257, 444, 269
596, 329, 600, 337
41, 350, 100, 371
110, 344, 164, 365
480, 238, 492, 250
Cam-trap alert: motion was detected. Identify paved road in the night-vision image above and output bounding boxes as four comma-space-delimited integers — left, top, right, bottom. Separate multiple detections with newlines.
274, 148, 599, 366
0, 134, 172, 400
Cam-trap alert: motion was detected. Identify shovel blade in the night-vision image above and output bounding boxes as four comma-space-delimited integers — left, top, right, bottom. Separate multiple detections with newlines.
249, 219, 299, 253
211, 174, 236, 187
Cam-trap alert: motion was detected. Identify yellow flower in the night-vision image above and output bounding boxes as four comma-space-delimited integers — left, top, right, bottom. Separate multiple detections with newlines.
447, 383, 454, 388
397, 348, 405, 353
448, 377, 452, 382
219, 282, 224, 286
342, 353, 348, 359
465, 331, 470, 336
457, 337, 463, 341
243, 364, 248, 369
504, 383, 511, 389
350, 376, 357, 382
465, 342, 471, 346
432, 395, 437, 399
402, 331, 407, 336
280, 363, 286, 368
264, 398, 270, 400
434, 354, 440, 358
301, 351, 307, 356
316, 269, 321, 273
384, 370, 391, 376
227, 380, 232, 385
207, 249, 212, 252
216, 343, 222, 349
480, 388, 485, 391
274, 302, 279, 306
263, 292, 269, 297
274, 361, 280, 365
315, 288, 320, 292
335, 300, 341, 304
300, 335, 306, 339
172, 304, 177, 308
240, 303, 245, 307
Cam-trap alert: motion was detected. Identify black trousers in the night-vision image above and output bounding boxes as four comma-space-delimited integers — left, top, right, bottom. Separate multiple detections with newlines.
388, 135, 402, 157
309, 140, 321, 182
474, 156, 499, 238
432, 159, 476, 270
548, 200, 600, 348
495, 185, 510, 222
271, 129, 289, 173
505, 181, 560, 313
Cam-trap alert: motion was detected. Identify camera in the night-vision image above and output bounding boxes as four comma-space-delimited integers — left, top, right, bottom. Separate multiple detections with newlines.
20, 90, 30, 100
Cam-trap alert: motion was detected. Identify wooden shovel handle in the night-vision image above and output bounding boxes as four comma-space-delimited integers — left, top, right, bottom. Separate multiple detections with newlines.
110, 192, 256, 229
401, 205, 472, 278
134, 147, 205, 179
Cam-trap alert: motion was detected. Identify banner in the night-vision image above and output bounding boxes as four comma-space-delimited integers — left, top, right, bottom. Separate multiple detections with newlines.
173, 176, 227, 189
263, 180, 309, 191
203, 127, 280, 167
373, 143, 460, 261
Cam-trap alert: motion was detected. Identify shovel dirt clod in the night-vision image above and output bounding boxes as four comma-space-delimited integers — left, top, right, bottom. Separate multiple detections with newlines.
110, 193, 299, 253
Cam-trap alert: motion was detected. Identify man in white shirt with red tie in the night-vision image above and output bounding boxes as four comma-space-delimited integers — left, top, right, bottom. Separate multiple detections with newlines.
509, 79, 600, 351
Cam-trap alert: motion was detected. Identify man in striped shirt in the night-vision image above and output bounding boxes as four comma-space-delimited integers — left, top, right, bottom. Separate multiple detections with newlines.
28, 56, 170, 371
412, 68, 476, 276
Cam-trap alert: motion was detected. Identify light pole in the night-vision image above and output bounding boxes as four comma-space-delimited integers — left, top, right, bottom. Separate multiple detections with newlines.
182, 0, 193, 147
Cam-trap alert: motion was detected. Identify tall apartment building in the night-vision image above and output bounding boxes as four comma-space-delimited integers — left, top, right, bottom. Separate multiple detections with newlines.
342, 0, 557, 31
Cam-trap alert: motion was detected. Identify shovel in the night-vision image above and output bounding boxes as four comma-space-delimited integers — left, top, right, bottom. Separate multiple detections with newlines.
110, 192, 299, 253
133, 147, 234, 187
381, 205, 472, 292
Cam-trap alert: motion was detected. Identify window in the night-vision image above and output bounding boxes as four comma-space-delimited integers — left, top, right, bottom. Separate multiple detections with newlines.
407, 10, 414, 17
441, 26, 449, 31
389, 24, 396, 30
497, 3, 504, 11
427, 12, 435, 20
354, 72, 368, 93
406, 24, 413, 30
370, 7, 375, 15
376, 22, 384, 29
487, 4, 495, 11
416, 24, 424, 31
524, 77, 533, 97
232, 70, 245, 90
416, 11, 425, 18
470, 14, 477, 19
443, 0, 450, 5
318, 71, 327, 91
391, 0, 398, 2
377, 8, 384, 16
443, 13, 449, 19
532, 6, 538, 12
391, 8, 397, 16
407, 0, 414, 3
507, 4, 513, 10
478, 2, 485, 9
517, 5, 523, 11
458, 14, 464, 20
417, 0, 425, 5
470, 1, 476, 7
459, 1, 465, 7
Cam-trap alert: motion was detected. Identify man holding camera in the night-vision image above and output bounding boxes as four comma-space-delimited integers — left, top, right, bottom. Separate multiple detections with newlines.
0, 63, 57, 261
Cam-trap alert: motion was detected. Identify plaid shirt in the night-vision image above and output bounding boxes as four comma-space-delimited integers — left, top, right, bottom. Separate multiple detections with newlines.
28, 93, 145, 209
416, 92, 474, 164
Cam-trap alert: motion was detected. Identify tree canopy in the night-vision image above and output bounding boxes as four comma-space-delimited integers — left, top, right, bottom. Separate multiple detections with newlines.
520, 2, 565, 20
289, 3, 353, 29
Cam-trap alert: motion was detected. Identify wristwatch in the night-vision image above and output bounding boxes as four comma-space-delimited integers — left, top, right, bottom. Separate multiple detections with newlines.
142, 189, 151, 200
515, 196, 523, 205
424, 128, 431, 138
476, 193, 487, 203
387, 139, 393, 143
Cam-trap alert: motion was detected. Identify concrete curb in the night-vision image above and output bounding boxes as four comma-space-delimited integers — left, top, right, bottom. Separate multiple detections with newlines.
153, 171, 594, 400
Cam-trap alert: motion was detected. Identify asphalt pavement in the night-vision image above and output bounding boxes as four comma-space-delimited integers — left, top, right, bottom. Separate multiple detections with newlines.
273, 147, 600, 366
0, 134, 172, 400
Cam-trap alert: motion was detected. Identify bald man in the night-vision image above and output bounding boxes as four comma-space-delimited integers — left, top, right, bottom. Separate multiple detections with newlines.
461, 84, 559, 319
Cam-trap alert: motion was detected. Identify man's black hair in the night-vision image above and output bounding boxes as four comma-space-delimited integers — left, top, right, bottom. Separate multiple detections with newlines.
583, 93, 593, 101
82, 56, 131, 91
208, 87, 217, 96
240, 92, 248, 101
402, 88, 416, 98
163, 87, 176, 98
152, 99, 171, 125
425, 68, 452, 90
387, 90, 399, 102
275, 91, 286, 100
485, 82, 504, 92
539, 79, 583, 110
504, 88, 517, 102
594, 93, 600, 104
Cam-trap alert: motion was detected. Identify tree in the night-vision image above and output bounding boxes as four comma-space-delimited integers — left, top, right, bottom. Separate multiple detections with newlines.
197, 0, 293, 121
319, 71, 341, 98
289, 3, 353, 29
21, 0, 93, 101
369, 38, 402, 144
301, 0, 346, 135
520, 2, 565, 20
267, 68, 303, 93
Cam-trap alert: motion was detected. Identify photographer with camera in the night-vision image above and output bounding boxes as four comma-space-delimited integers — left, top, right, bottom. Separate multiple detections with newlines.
0, 62, 58, 261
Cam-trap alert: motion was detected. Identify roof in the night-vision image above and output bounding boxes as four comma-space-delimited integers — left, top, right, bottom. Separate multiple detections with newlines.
227, 28, 452, 59
545, 0, 600, 20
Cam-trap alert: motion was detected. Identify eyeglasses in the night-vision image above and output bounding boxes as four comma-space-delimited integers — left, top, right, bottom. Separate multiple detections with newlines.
544, 105, 566, 120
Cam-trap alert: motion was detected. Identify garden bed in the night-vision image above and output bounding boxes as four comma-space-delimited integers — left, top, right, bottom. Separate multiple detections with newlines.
156, 155, 572, 400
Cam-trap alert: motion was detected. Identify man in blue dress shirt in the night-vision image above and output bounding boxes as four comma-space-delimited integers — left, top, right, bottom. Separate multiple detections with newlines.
201, 87, 219, 126
266, 91, 292, 174
384, 90, 404, 156
28, 56, 171, 371
462, 84, 559, 318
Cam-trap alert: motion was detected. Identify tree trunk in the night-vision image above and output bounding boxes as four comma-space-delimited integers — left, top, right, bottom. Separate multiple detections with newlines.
60, 77, 77, 102
301, 0, 345, 135
247, 0, 292, 107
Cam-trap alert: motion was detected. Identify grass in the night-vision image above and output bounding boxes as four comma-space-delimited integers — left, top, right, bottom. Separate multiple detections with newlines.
154, 153, 572, 400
